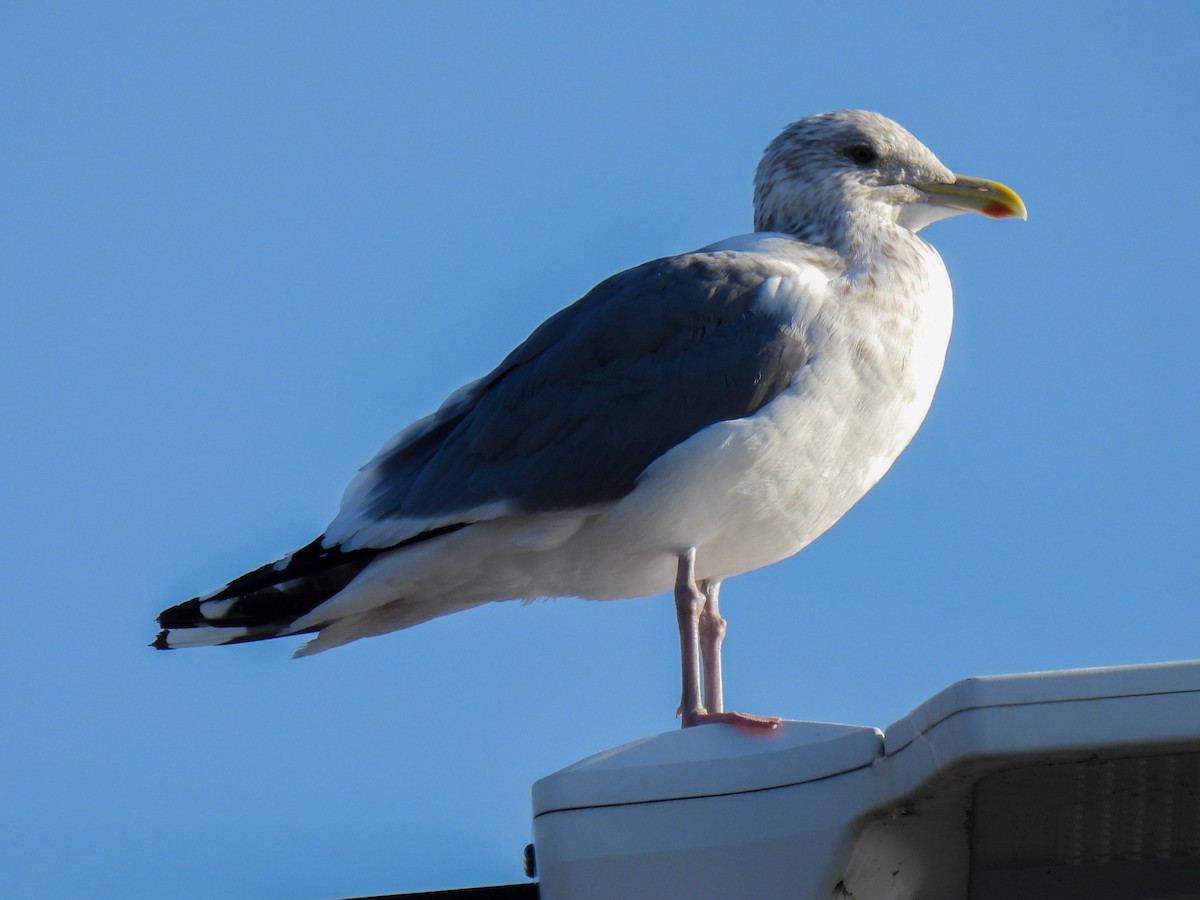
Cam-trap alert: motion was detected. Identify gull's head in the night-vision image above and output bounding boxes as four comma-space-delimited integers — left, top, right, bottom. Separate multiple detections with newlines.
753, 109, 1026, 245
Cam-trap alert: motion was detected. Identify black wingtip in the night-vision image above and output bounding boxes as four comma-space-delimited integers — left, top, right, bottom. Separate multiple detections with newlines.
151, 630, 172, 650
157, 597, 202, 629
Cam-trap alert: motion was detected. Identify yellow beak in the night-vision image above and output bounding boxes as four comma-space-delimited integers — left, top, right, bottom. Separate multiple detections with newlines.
919, 174, 1028, 220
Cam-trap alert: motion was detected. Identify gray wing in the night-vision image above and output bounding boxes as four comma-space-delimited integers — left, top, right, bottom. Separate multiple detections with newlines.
326, 249, 814, 550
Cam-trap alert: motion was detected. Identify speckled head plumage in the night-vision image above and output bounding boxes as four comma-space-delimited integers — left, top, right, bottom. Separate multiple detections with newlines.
753, 110, 1021, 246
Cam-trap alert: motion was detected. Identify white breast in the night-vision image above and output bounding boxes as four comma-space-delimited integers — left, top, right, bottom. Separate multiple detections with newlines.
532, 234, 954, 597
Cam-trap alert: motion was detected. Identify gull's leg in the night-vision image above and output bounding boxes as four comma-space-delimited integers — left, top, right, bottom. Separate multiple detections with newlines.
698, 579, 726, 714
675, 548, 706, 727
675, 553, 781, 730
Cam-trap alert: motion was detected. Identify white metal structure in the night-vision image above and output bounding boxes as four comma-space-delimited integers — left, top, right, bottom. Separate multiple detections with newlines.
531, 660, 1200, 899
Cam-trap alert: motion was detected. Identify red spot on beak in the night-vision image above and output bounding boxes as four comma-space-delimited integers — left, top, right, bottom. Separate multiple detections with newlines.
982, 201, 1015, 218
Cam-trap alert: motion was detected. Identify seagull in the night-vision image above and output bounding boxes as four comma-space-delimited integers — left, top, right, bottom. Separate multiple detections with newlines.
155, 110, 1025, 729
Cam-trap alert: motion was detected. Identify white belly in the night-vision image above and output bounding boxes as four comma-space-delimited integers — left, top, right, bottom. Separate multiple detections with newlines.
531, 254, 954, 598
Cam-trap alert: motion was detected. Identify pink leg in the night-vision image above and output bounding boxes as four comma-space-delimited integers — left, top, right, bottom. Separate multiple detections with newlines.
698, 579, 726, 714
674, 548, 706, 726
675, 553, 781, 730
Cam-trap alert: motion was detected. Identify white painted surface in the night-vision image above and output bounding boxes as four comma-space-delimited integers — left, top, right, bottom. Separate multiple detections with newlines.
532, 660, 1200, 899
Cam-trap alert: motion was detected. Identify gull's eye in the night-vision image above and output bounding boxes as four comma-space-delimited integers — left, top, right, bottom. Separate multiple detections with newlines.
845, 144, 878, 166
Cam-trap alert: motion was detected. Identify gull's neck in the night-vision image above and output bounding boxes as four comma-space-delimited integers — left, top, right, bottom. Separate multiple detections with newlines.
779, 204, 925, 280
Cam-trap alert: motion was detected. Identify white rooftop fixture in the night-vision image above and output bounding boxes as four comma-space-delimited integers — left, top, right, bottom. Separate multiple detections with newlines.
531, 660, 1200, 899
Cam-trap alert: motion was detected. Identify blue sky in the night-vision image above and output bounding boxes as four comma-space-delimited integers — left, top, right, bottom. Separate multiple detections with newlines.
3, 2, 1198, 897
